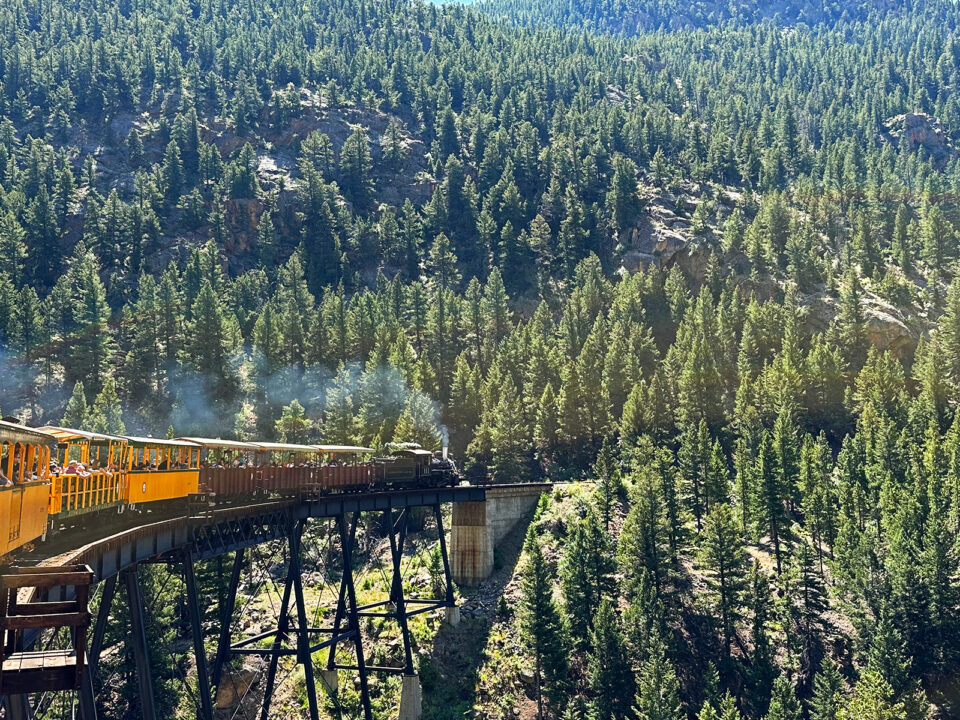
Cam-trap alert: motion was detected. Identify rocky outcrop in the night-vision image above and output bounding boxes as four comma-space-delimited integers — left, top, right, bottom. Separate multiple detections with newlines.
617, 186, 929, 360
215, 664, 262, 709
883, 113, 954, 164
632, 225, 688, 265
801, 293, 927, 360
863, 297, 927, 360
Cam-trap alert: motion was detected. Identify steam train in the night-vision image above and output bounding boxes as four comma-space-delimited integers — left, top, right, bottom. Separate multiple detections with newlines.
0, 419, 461, 557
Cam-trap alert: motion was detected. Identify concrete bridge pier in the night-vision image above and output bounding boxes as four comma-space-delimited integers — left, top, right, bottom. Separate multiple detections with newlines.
398, 674, 422, 720
320, 668, 338, 694
450, 484, 552, 586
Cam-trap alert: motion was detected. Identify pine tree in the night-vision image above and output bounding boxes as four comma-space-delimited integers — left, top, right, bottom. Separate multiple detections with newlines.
837, 672, 903, 720
618, 465, 671, 598
772, 406, 801, 513
162, 140, 184, 205
323, 365, 358, 444
606, 155, 642, 236
185, 279, 238, 408
765, 676, 801, 720
123, 274, 167, 413
69, 249, 114, 393
939, 273, 960, 399
698, 502, 749, 657
25, 186, 61, 287
62, 381, 89, 429
340, 127, 374, 208
623, 568, 667, 658
836, 267, 869, 375
393, 390, 442, 449
0, 211, 27, 286
865, 606, 913, 702
755, 432, 788, 574
276, 400, 311, 443
800, 432, 835, 572
587, 600, 633, 720
810, 661, 843, 720
698, 703, 720, 720
921, 204, 955, 271
705, 440, 731, 511
534, 383, 560, 472
678, 419, 712, 531
594, 439, 621, 530
718, 693, 742, 720
489, 376, 531, 481
13, 286, 44, 363
677, 288, 725, 434
748, 563, 776, 716
634, 630, 683, 720
561, 508, 615, 646
91, 378, 125, 435
519, 527, 570, 718
921, 452, 956, 670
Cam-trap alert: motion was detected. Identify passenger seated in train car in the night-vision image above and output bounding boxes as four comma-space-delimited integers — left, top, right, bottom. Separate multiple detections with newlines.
0, 468, 11, 487
0, 445, 30, 487
9, 445, 24, 484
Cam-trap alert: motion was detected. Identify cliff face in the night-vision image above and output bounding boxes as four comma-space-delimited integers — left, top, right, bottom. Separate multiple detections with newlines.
884, 113, 955, 166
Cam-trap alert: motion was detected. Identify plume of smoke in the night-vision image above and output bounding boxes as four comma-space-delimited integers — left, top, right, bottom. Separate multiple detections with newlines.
0, 341, 452, 452
0, 348, 72, 425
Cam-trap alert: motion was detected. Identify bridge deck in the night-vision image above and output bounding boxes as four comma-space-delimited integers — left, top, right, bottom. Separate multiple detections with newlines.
17, 485, 486, 580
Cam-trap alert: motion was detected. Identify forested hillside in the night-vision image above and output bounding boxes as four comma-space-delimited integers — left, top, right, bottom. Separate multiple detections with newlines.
465, 0, 906, 33
3, 0, 960, 716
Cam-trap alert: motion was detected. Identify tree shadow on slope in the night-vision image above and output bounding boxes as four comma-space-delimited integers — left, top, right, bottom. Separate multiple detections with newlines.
420, 514, 531, 720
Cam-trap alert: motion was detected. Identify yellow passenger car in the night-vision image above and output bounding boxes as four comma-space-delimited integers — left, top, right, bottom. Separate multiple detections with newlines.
37, 426, 127, 517
125, 436, 201, 506
0, 421, 54, 555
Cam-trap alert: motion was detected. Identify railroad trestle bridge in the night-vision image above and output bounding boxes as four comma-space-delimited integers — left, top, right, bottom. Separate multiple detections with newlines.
1, 483, 550, 720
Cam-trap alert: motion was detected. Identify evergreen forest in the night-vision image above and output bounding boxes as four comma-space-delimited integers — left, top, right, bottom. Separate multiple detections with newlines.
4, 0, 960, 717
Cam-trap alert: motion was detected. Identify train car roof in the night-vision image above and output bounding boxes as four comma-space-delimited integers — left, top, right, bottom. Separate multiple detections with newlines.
255, 442, 319, 453
391, 448, 434, 458
314, 445, 374, 454
175, 437, 259, 451
0, 420, 56, 446
125, 435, 201, 449
35, 426, 126, 444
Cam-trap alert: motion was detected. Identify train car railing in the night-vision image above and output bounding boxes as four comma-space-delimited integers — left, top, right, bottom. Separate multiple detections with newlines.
50, 471, 124, 516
